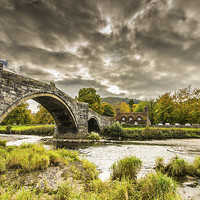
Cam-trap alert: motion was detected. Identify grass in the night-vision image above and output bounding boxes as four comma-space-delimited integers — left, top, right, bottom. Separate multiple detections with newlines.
111, 156, 142, 181
155, 155, 200, 179
0, 144, 181, 200
0, 124, 55, 135
0, 124, 54, 131
0, 143, 80, 173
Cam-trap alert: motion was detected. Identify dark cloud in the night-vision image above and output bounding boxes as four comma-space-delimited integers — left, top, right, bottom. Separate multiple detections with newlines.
1, 0, 200, 101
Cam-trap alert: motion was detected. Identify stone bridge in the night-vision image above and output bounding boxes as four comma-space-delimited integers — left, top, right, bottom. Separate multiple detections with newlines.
0, 70, 111, 138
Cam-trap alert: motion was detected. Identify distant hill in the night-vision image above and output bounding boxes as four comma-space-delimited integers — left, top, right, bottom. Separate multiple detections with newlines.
101, 97, 140, 105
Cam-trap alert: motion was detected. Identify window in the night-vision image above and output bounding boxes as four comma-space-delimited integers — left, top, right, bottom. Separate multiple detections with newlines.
122, 117, 125, 121
138, 117, 142, 121
134, 121, 138, 125
129, 117, 133, 122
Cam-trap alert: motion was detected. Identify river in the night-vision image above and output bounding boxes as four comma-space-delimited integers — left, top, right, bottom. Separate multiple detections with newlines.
1, 133, 200, 199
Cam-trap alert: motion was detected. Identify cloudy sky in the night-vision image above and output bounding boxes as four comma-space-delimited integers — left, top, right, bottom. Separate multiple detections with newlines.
1, 0, 200, 102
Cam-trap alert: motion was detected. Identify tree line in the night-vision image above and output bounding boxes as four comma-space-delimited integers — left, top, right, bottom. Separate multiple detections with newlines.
1, 86, 200, 125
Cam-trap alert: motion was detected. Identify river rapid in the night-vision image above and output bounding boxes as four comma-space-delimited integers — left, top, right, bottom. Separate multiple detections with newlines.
1, 133, 200, 199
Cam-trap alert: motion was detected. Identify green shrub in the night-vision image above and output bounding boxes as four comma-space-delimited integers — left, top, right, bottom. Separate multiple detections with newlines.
0, 139, 7, 147
103, 122, 124, 137
6, 125, 12, 133
111, 156, 142, 181
86, 132, 101, 140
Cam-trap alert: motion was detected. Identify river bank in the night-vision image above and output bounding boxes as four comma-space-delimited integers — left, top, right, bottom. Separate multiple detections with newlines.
2, 134, 200, 199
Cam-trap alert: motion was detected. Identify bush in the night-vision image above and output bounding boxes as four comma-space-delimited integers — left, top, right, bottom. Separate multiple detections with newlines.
6, 125, 12, 133
103, 122, 124, 137
111, 156, 142, 181
86, 132, 101, 140
0, 139, 7, 147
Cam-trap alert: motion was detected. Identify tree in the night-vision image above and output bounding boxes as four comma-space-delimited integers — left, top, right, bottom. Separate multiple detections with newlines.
102, 103, 115, 117
128, 99, 134, 112
34, 105, 54, 124
114, 102, 130, 113
135, 101, 149, 112
1, 103, 33, 125
76, 88, 103, 114
156, 92, 175, 124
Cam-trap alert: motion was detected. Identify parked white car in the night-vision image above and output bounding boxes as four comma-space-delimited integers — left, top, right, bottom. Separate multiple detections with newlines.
185, 123, 191, 127
175, 123, 180, 126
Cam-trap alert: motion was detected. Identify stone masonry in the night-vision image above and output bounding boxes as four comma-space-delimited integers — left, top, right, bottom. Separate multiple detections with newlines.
0, 70, 111, 138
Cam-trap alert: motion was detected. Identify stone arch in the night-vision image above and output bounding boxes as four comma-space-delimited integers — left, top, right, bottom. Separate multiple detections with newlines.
88, 117, 100, 133
0, 93, 78, 136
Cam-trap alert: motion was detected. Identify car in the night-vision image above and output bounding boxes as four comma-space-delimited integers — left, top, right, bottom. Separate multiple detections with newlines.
185, 123, 191, 127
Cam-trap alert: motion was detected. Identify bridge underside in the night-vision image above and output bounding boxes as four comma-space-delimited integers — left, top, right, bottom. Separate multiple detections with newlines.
32, 96, 78, 137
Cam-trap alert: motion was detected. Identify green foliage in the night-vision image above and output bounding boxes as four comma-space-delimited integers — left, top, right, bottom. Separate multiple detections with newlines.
0, 139, 7, 147
86, 132, 101, 140
76, 87, 103, 115
6, 125, 12, 133
111, 156, 142, 181
156, 86, 200, 125
1, 103, 33, 125
103, 122, 124, 137
33, 105, 54, 124
102, 102, 115, 117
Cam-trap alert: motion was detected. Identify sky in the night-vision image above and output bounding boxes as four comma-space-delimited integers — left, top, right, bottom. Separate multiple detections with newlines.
1, 0, 200, 108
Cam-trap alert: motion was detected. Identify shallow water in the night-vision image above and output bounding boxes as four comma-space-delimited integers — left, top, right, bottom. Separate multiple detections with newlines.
79, 143, 198, 181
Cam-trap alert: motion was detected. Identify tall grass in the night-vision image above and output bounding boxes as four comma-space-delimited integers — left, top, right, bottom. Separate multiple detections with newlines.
0, 143, 80, 173
111, 156, 142, 181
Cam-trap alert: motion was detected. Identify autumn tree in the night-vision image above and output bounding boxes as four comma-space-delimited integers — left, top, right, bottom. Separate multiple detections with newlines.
102, 103, 115, 117
34, 105, 54, 124
156, 92, 175, 124
114, 102, 130, 113
76, 88, 103, 115
1, 103, 33, 125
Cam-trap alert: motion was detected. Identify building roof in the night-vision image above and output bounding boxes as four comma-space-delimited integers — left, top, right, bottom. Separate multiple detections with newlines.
115, 112, 147, 121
